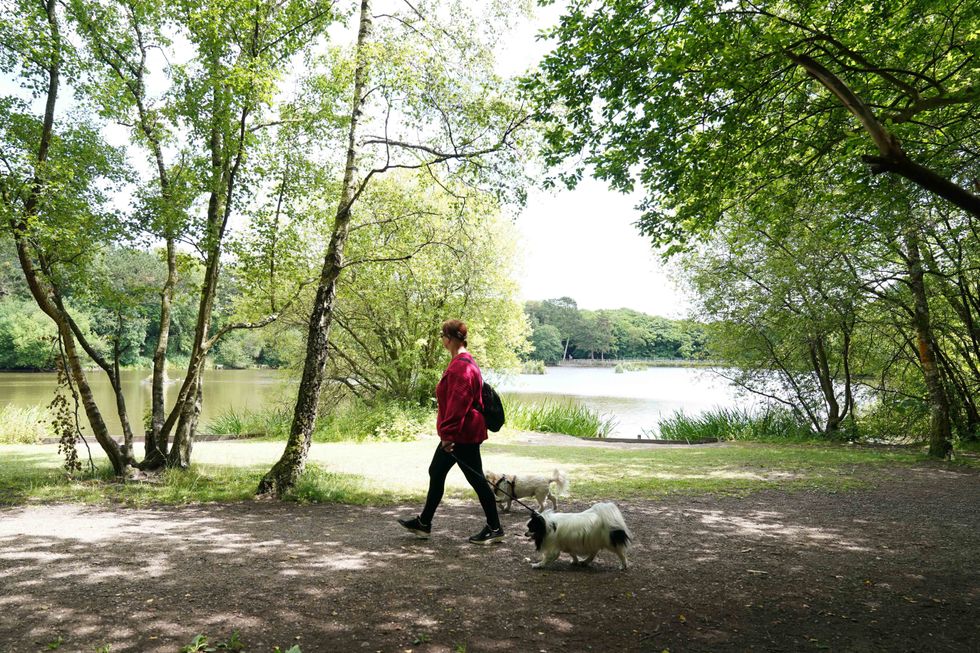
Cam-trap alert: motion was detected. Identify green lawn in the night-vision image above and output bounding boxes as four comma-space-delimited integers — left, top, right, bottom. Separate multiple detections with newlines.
0, 435, 971, 507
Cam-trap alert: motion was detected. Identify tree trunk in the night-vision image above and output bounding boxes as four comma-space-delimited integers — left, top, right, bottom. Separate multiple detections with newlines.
146, 238, 178, 466
808, 335, 841, 434
258, 0, 373, 496
904, 228, 953, 458
7, 0, 128, 475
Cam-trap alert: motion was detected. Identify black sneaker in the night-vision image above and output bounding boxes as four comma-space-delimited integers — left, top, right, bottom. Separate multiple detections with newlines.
468, 524, 505, 545
398, 516, 431, 539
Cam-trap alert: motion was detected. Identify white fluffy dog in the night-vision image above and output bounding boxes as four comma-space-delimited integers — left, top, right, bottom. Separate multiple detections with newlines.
485, 469, 570, 512
524, 502, 633, 570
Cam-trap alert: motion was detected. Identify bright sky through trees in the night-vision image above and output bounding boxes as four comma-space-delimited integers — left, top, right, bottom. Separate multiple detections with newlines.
498, 3, 690, 318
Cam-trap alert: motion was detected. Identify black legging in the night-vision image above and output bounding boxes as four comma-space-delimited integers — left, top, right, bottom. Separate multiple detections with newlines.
419, 443, 501, 530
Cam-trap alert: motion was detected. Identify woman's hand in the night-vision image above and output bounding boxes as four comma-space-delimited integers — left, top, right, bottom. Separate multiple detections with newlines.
440, 440, 455, 453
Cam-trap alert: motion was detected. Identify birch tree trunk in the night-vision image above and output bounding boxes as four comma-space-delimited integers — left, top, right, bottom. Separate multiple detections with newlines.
258, 0, 373, 496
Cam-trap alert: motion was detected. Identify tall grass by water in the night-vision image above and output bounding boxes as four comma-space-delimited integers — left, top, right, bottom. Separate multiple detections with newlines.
0, 405, 52, 444
506, 399, 616, 438
206, 399, 435, 442
656, 407, 816, 442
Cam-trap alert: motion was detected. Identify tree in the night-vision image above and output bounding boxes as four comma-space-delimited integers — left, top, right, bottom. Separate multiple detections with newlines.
527, 297, 581, 360
529, 323, 563, 364
1, 0, 335, 473
1, 0, 134, 473
529, 0, 980, 246
257, 0, 530, 495
528, 0, 978, 456
684, 197, 862, 435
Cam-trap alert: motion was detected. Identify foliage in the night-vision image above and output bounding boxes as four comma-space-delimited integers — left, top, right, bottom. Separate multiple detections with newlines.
179, 631, 245, 652
0, 300, 57, 369
521, 359, 546, 375
505, 399, 617, 438
0, 405, 51, 444
528, 323, 563, 364
313, 398, 435, 443
526, 299, 707, 361
528, 0, 980, 249
307, 172, 531, 405
656, 408, 820, 443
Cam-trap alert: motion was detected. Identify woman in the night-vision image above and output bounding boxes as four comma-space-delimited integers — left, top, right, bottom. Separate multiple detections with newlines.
398, 319, 504, 544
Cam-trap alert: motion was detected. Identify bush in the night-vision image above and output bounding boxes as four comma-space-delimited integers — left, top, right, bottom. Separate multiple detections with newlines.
506, 399, 616, 438
521, 359, 546, 375
0, 405, 52, 443
854, 396, 930, 444
656, 407, 816, 442
314, 398, 435, 442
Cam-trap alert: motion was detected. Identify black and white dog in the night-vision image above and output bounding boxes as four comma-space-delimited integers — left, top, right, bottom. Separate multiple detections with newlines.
524, 502, 632, 570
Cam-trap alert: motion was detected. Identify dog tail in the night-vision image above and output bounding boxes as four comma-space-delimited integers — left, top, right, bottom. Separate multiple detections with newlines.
592, 502, 633, 548
551, 468, 570, 496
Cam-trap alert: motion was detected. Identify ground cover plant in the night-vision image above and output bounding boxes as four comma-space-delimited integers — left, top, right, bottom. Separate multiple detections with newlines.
3, 434, 974, 508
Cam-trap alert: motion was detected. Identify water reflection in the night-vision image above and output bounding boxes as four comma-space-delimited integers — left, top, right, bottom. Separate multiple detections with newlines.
0, 368, 289, 436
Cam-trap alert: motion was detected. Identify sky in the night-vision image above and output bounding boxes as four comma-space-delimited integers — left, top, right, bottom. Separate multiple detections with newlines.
497, 4, 692, 318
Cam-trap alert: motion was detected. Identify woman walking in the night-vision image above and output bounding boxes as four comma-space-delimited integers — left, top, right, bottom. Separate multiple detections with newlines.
398, 320, 504, 544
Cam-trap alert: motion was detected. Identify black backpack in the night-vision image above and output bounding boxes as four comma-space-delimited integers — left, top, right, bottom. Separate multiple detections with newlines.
479, 381, 505, 432
464, 358, 505, 432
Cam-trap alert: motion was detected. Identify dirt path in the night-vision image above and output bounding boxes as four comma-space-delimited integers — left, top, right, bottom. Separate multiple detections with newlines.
1, 464, 977, 653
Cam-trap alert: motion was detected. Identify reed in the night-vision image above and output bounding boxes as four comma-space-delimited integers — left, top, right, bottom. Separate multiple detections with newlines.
656, 407, 816, 442
506, 399, 616, 438
0, 405, 52, 444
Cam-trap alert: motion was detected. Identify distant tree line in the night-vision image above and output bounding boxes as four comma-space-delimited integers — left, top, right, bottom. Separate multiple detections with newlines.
524, 297, 708, 364
0, 243, 288, 372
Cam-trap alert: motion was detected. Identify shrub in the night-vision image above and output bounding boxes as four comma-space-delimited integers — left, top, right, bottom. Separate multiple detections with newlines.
521, 359, 546, 375
313, 398, 434, 442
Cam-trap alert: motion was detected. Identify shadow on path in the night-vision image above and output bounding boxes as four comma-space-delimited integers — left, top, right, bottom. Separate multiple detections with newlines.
0, 465, 977, 652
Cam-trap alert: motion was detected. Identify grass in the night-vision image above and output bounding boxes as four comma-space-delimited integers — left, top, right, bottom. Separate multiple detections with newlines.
655, 407, 820, 443
0, 404, 52, 443
5, 431, 973, 507
205, 399, 435, 443
206, 406, 292, 438
505, 399, 617, 438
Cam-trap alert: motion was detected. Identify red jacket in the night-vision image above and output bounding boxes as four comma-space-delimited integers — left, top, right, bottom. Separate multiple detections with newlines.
436, 352, 487, 444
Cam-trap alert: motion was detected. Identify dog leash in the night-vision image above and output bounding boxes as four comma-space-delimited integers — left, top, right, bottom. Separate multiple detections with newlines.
449, 451, 542, 517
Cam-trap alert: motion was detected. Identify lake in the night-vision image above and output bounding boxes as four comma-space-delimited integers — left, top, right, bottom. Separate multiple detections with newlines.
0, 368, 288, 436
0, 365, 750, 438
494, 365, 754, 438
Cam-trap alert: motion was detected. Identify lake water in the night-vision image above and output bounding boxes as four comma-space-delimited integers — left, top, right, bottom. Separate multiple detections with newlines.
0, 368, 288, 436
494, 365, 754, 438
0, 365, 750, 438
